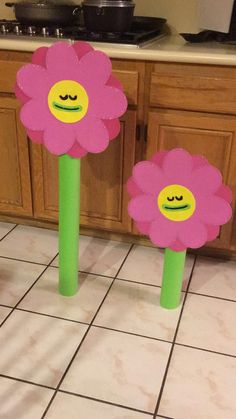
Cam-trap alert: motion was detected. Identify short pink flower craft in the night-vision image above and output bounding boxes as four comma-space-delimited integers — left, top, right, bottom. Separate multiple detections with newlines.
15, 41, 127, 157
127, 148, 232, 251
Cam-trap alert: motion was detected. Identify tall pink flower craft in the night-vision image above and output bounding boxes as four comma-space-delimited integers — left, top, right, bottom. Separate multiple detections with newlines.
15, 41, 127, 157
15, 41, 128, 297
127, 148, 232, 309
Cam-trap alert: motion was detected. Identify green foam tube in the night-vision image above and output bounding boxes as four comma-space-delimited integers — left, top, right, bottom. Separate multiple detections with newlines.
59, 154, 80, 296
160, 248, 186, 309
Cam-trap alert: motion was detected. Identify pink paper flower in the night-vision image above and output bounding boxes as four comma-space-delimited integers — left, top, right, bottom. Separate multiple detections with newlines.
15, 41, 127, 157
127, 149, 232, 251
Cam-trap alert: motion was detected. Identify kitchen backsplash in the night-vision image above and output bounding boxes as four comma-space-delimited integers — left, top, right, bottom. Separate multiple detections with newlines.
0, 0, 199, 33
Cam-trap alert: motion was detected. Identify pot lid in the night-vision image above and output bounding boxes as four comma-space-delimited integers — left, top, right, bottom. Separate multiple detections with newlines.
17, 0, 76, 7
82, 0, 135, 7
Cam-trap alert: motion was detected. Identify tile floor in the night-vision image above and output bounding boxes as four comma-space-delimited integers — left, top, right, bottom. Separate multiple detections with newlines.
0, 222, 235, 418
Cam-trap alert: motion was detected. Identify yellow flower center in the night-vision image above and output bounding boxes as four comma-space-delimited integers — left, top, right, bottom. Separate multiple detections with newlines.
48, 80, 89, 123
157, 184, 196, 222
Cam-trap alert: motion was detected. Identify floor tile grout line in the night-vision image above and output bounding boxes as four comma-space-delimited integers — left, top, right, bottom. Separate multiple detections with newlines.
174, 341, 236, 359
152, 254, 198, 418
0, 255, 49, 267
14, 307, 90, 327
187, 290, 236, 304
58, 389, 154, 416
0, 252, 59, 328
0, 374, 56, 391
0, 224, 18, 242
41, 244, 134, 418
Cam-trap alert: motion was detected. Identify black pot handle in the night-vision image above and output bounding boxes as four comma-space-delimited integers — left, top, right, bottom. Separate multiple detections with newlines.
72, 6, 81, 16
5, 2, 15, 7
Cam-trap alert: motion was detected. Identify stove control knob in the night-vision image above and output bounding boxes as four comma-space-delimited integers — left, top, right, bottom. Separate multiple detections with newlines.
54, 28, 63, 38
27, 26, 36, 36
13, 25, 22, 35
0, 24, 9, 34
41, 27, 49, 37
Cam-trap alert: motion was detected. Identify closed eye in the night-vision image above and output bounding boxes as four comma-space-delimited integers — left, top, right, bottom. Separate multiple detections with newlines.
59, 95, 68, 100
167, 196, 174, 202
175, 196, 183, 201
69, 95, 77, 101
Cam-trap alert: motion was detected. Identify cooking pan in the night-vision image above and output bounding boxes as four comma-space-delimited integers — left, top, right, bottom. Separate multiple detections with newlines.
5, 0, 80, 25
131, 16, 167, 32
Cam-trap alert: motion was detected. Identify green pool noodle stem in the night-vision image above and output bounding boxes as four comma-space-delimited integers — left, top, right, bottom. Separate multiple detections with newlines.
160, 248, 186, 309
59, 154, 80, 296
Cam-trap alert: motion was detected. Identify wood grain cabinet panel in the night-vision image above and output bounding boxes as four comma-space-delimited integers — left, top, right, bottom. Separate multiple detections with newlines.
150, 63, 236, 115
0, 96, 32, 216
31, 110, 136, 233
147, 109, 236, 249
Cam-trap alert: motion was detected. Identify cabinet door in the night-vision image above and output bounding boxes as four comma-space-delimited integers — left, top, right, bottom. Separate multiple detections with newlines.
31, 110, 136, 233
147, 109, 236, 249
0, 96, 32, 217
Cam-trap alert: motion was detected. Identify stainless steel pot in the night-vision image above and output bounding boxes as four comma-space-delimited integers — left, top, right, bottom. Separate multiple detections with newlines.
81, 0, 135, 33
5, 0, 80, 25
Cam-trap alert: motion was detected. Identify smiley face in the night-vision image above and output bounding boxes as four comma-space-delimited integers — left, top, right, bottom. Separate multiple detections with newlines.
157, 184, 196, 222
48, 80, 89, 123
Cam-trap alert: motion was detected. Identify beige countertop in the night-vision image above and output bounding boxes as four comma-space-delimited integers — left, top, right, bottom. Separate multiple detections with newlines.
1, 34, 236, 66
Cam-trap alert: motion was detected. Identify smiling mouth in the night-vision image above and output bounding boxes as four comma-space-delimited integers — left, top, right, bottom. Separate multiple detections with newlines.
52, 102, 83, 112
163, 204, 191, 211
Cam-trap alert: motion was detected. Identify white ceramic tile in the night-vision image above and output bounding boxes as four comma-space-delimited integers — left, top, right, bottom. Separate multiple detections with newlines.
0, 258, 46, 306
177, 293, 236, 356
190, 256, 236, 300
52, 235, 131, 277
47, 392, 152, 419
0, 306, 12, 323
19, 267, 113, 323
0, 225, 58, 264
0, 222, 15, 240
0, 310, 87, 387
95, 279, 182, 341
117, 245, 194, 289
159, 345, 236, 419
61, 327, 171, 413
0, 376, 53, 419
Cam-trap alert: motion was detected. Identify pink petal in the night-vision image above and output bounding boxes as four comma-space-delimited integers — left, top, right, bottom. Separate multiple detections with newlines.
192, 155, 208, 169
78, 50, 112, 86
17, 64, 49, 99
197, 196, 232, 225
169, 240, 187, 252
107, 75, 123, 91
15, 83, 29, 104
128, 195, 158, 222
89, 86, 127, 119
67, 142, 88, 158
103, 119, 121, 140
216, 184, 233, 204
32, 47, 48, 66
149, 218, 178, 248
132, 161, 165, 195
76, 118, 109, 153
191, 165, 222, 194
43, 123, 75, 155
150, 151, 168, 168
205, 225, 220, 242
163, 148, 193, 183
135, 221, 150, 235
27, 129, 43, 144
178, 220, 208, 249
73, 41, 94, 61
46, 41, 79, 79
20, 100, 49, 131
127, 178, 142, 198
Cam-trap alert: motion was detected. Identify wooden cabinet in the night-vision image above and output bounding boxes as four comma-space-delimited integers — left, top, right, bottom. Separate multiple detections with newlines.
30, 110, 136, 233
0, 95, 32, 217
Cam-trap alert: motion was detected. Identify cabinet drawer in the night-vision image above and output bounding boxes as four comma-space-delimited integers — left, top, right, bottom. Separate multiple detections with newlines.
0, 60, 24, 94
150, 64, 236, 114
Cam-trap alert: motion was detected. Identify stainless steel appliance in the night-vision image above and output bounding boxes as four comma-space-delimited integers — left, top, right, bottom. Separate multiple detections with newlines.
0, 16, 167, 48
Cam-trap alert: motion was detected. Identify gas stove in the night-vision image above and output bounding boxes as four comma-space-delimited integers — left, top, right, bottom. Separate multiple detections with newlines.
0, 18, 166, 48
